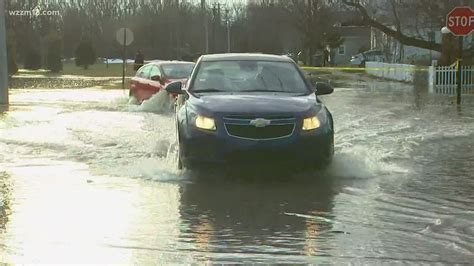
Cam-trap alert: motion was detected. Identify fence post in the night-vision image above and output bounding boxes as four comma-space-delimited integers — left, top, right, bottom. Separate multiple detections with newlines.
428, 66, 434, 93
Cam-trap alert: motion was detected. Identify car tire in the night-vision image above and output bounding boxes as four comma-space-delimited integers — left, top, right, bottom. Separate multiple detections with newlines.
128, 90, 140, 105
359, 60, 366, 68
315, 134, 334, 170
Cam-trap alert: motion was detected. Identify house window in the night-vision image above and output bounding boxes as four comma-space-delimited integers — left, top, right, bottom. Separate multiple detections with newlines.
338, 45, 345, 55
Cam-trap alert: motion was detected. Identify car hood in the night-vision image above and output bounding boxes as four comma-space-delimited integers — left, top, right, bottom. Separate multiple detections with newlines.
189, 93, 321, 117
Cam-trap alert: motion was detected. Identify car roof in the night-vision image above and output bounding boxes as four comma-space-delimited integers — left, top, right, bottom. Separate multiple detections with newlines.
148, 60, 195, 65
200, 53, 294, 62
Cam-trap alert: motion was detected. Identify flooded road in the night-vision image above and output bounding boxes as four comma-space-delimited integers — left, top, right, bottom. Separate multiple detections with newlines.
0, 76, 473, 263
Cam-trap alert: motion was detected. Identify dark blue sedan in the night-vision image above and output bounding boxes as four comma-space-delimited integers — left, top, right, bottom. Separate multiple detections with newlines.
166, 53, 334, 169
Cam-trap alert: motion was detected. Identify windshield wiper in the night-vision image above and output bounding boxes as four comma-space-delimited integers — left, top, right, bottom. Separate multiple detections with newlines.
242, 89, 307, 96
243, 89, 291, 93
192, 88, 225, 93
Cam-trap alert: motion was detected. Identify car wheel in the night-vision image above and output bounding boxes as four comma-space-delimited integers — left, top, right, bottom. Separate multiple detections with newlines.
359, 60, 366, 68
177, 148, 183, 170
326, 134, 335, 163
176, 118, 185, 170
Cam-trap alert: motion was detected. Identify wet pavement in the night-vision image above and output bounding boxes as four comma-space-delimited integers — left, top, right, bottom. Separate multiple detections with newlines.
0, 74, 473, 263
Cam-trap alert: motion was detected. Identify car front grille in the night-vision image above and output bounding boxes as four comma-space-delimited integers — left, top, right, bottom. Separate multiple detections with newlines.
224, 115, 294, 120
223, 115, 296, 140
224, 123, 295, 140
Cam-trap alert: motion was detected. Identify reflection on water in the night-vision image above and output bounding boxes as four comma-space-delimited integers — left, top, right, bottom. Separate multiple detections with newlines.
0, 159, 183, 264
0, 79, 473, 263
178, 170, 339, 263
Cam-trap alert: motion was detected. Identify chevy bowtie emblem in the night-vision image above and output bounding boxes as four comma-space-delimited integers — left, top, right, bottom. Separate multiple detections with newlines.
250, 118, 271, 128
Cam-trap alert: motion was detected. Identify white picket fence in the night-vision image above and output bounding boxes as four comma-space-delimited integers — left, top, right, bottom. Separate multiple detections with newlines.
429, 64, 474, 95
366, 62, 416, 82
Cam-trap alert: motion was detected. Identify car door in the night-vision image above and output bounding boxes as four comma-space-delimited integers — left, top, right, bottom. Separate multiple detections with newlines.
364, 51, 372, 61
374, 51, 385, 62
132, 65, 151, 102
130, 67, 142, 95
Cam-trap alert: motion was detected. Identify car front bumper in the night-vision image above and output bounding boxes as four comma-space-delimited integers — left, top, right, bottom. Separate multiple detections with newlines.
179, 124, 333, 165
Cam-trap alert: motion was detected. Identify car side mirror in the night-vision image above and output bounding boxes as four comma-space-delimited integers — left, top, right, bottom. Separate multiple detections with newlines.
151, 75, 161, 82
165, 81, 184, 94
315, 82, 333, 95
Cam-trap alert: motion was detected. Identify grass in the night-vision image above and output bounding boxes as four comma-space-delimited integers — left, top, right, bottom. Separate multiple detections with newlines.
16, 62, 136, 77
61, 62, 135, 77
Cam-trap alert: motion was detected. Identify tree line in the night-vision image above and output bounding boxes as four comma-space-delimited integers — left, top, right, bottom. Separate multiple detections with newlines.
5, 0, 467, 74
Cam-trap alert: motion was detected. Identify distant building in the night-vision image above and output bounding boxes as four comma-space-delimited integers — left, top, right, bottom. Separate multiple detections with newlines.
332, 26, 371, 65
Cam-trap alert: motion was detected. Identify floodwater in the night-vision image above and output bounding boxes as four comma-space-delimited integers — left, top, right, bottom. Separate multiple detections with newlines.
0, 75, 473, 263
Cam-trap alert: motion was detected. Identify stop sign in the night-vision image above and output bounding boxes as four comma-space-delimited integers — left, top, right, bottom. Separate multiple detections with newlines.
446, 6, 474, 36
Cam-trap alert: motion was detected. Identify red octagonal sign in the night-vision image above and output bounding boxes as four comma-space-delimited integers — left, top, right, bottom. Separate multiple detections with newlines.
447, 6, 474, 36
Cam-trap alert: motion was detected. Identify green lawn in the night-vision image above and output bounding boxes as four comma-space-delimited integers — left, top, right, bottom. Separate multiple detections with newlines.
17, 62, 136, 77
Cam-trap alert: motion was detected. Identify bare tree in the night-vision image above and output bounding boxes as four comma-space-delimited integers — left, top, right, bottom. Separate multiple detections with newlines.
2, 0, 349, 66
283, 0, 342, 65
342, 0, 442, 52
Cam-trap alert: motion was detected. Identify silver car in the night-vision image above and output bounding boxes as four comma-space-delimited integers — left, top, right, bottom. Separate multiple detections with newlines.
351, 50, 386, 67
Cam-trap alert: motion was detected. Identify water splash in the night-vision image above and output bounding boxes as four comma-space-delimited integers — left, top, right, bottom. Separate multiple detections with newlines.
126, 90, 175, 113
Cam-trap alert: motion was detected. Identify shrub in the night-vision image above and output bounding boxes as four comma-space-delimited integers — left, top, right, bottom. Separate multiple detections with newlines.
24, 48, 42, 70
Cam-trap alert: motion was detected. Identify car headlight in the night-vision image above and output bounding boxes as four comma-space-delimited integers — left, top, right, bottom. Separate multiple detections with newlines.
302, 116, 320, 131
195, 115, 216, 131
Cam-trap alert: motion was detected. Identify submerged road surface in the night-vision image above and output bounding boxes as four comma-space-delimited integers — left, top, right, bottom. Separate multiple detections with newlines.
0, 76, 473, 263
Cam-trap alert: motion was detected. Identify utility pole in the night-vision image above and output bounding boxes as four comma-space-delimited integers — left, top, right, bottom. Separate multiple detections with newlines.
176, 0, 181, 59
211, 3, 217, 53
225, 8, 230, 53
455, 0, 465, 105
307, 0, 313, 66
122, 29, 126, 91
0, 0, 8, 105
217, 3, 221, 53
201, 0, 209, 54
456, 36, 463, 105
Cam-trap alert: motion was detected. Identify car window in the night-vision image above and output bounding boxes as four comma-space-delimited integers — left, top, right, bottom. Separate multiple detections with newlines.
161, 63, 194, 79
149, 65, 161, 79
191, 60, 309, 94
136, 65, 151, 79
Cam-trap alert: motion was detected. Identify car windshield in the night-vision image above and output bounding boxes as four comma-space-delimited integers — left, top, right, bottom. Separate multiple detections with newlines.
191, 60, 309, 94
161, 63, 194, 79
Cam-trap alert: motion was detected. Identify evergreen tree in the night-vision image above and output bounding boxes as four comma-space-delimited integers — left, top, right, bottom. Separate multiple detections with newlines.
46, 33, 63, 73
6, 31, 18, 75
75, 36, 96, 70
